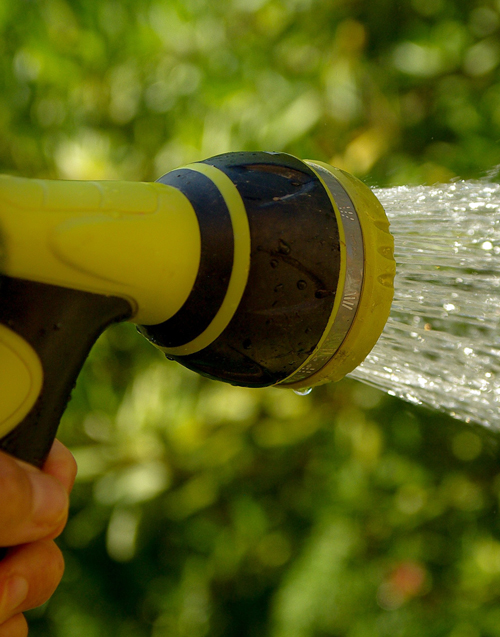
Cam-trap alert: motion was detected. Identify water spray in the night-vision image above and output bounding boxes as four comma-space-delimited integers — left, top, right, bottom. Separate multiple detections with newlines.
0, 151, 395, 467
351, 179, 500, 428
5, 151, 500, 470
4, 146, 500, 483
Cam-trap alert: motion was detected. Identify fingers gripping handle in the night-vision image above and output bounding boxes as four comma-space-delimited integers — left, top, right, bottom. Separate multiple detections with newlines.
0, 277, 131, 561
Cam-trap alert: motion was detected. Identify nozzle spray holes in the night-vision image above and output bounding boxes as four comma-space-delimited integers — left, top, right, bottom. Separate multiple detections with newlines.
315, 289, 329, 299
278, 240, 291, 255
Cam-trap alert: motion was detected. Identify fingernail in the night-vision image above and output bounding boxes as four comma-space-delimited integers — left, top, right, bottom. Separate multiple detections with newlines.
29, 472, 68, 528
0, 576, 28, 619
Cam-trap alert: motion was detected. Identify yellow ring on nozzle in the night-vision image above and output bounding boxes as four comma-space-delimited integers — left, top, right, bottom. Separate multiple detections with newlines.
159, 162, 251, 356
283, 163, 395, 389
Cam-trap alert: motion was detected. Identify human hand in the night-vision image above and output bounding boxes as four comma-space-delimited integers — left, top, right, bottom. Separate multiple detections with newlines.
0, 440, 77, 636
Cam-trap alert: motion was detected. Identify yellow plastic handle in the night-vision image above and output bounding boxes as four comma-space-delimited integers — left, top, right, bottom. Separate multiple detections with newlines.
0, 324, 43, 438
0, 176, 201, 325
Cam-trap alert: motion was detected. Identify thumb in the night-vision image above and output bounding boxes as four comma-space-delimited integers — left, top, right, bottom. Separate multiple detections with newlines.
0, 451, 68, 547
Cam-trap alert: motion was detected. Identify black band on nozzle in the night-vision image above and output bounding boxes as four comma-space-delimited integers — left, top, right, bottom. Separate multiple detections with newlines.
141, 152, 342, 387
152, 169, 234, 347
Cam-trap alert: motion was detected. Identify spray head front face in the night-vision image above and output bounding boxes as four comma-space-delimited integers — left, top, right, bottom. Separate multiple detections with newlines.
139, 152, 395, 389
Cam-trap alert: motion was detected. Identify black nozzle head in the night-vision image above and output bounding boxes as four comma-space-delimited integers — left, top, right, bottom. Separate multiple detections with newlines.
141, 152, 341, 387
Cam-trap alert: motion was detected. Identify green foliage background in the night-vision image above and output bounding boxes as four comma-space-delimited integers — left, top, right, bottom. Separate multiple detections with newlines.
2, 0, 500, 635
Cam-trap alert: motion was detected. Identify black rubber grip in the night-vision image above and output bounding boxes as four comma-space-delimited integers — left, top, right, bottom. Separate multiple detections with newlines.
0, 276, 132, 467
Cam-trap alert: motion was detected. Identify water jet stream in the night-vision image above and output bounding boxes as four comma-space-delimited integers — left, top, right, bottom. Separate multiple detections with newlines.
349, 179, 500, 428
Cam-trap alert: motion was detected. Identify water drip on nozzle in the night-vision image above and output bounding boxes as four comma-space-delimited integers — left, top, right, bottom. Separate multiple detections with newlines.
293, 387, 312, 396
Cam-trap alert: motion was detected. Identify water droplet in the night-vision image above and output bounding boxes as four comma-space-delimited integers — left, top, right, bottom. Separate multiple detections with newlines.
315, 289, 328, 299
270, 259, 279, 268
278, 240, 291, 255
293, 387, 312, 396
297, 280, 307, 290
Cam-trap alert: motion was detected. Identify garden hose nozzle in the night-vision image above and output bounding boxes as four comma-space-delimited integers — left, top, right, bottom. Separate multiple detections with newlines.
0, 151, 395, 466
144, 152, 395, 389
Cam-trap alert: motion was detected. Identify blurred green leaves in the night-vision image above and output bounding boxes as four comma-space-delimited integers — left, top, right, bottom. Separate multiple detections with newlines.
2, 0, 500, 635
3, 0, 500, 186
37, 323, 500, 636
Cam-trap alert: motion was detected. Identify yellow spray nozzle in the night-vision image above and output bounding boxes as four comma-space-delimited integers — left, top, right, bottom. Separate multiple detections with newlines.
0, 151, 396, 464
141, 152, 395, 390
280, 161, 395, 389
0, 152, 395, 391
